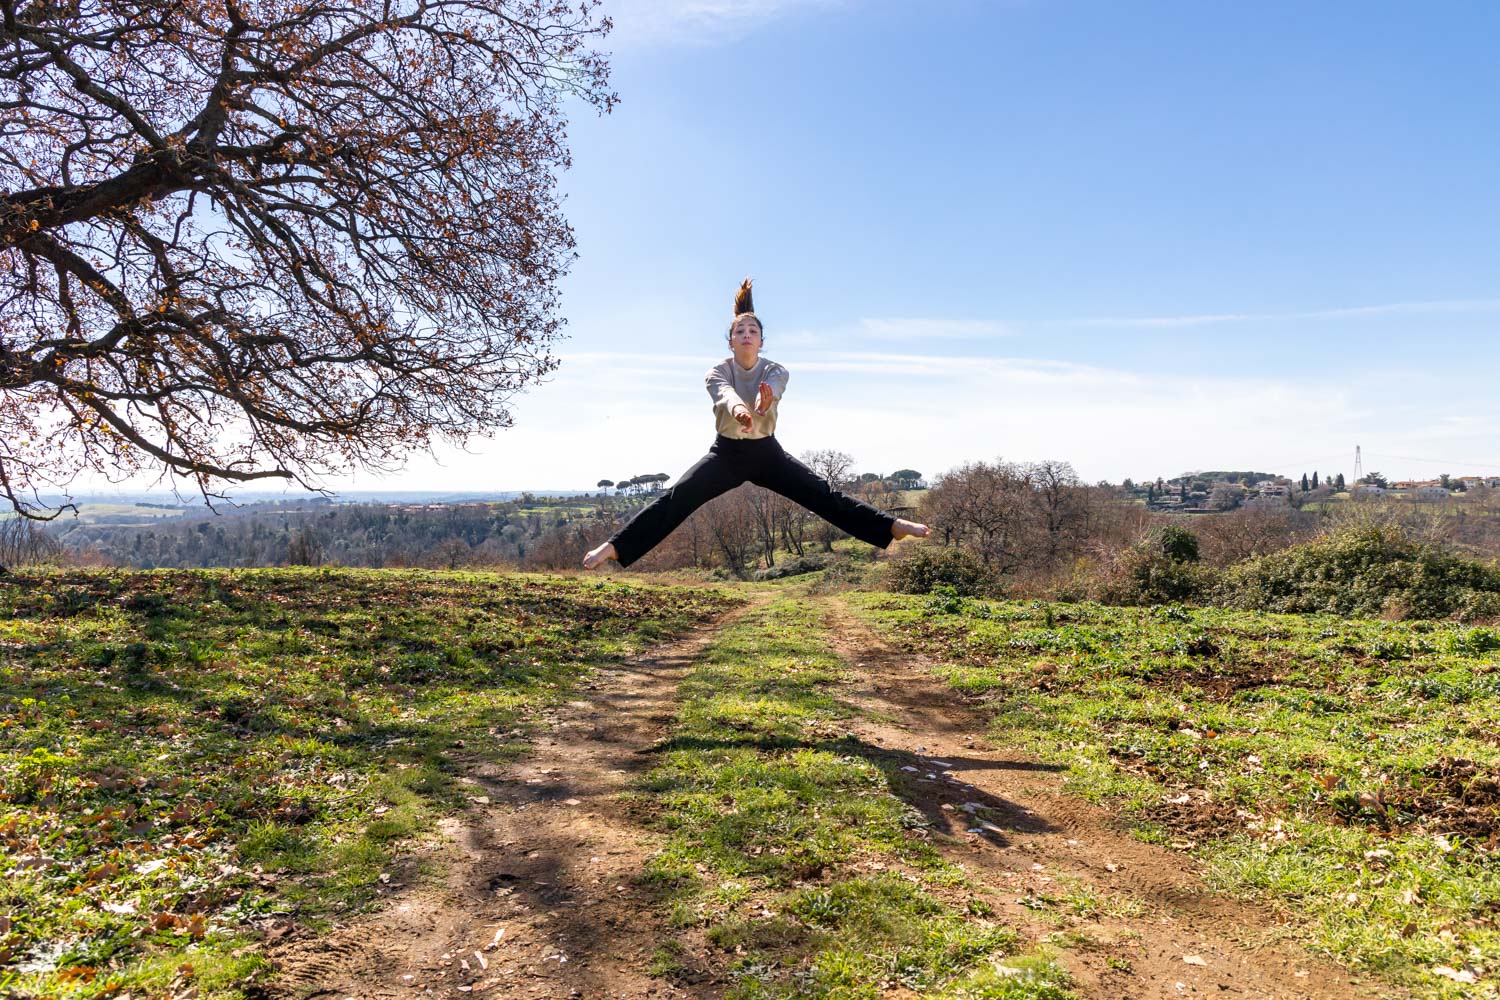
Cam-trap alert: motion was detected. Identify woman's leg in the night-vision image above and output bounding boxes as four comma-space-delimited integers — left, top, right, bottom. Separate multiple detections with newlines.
752, 445, 899, 550
604, 447, 745, 567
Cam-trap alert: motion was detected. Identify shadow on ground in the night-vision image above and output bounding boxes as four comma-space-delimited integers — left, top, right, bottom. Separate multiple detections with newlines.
640, 733, 1063, 845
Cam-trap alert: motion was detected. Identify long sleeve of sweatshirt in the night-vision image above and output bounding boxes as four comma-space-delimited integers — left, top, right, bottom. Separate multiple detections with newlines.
705, 357, 789, 440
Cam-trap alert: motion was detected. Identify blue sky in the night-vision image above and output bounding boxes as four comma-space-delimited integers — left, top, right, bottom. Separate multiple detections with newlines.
106, 1, 1500, 495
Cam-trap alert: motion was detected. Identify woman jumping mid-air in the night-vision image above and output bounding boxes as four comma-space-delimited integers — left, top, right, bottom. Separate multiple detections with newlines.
583, 279, 929, 571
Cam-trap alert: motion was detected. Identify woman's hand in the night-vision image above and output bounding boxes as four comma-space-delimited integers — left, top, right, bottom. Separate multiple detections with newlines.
733, 403, 753, 431
755, 381, 774, 415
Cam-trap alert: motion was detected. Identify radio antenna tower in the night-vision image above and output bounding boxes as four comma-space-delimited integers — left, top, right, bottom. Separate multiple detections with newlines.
1354, 445, 1363, 484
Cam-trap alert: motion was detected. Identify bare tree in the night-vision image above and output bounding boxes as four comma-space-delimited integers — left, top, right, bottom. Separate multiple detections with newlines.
800, 448, 854, 551
0, 0, 614, 517
1194, 506, 1320, 565
771, 490, 809, 558
0, 514, 60, 568
525, 518, 608, 571
924, 459, 1035, 573
744, 484, 778, 568
286, 524, 321, 566
626, 508, 704, 572
430, 535, 472, 570
801, 448, 855, 487
700, 486, 757, 578
856, 474, 892, 506
1025, 459, 1085, 563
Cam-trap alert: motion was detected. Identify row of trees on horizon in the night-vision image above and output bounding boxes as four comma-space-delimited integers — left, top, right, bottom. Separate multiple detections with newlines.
25, 448, 1500, 586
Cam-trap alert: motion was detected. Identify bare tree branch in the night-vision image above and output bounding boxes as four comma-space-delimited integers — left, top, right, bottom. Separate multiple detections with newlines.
0, 0, 615, 517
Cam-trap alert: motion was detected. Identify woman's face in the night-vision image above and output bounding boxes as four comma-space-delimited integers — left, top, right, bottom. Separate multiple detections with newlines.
730, 315, 763, 353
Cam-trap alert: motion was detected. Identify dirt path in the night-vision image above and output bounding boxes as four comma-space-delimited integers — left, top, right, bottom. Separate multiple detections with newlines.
816, 595, 1394, 1000
267, 603, 760, 1000
268, 589, 1395, 1000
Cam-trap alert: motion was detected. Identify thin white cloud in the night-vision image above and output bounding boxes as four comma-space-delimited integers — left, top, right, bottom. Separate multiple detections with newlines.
1071, 312, 1253, 329
857, 317, 1018, 340
1070, 298, 1500, 329
601, 0, 846, 46
770, 297, 1500, 344
773, 316, 1018, 348
1303, 298, 1500, 319
564, 351, 709, 368
792, 351, 1128, 383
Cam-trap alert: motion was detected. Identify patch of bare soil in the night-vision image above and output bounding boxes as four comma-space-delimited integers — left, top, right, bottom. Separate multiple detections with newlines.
1389, 757, 1500, 843
266, 604, 758, 1000
818, 597, 1399, 1000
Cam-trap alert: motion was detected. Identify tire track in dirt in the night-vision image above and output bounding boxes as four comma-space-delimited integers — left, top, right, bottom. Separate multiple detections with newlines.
817, 595, 1401, 1000
267, 600, 763, 1000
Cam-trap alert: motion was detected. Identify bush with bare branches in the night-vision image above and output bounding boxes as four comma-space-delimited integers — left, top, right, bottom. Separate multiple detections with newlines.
1192, 506, 1324, 565
922, 458, 1101, 581
0, 514, 60, 567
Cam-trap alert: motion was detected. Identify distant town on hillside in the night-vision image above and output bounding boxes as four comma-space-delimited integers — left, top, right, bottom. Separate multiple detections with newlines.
1124, 470, 1500, 513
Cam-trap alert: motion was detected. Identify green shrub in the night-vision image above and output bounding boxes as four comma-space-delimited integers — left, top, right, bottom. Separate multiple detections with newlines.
1148, 523, 1201, 563
1093, 525, 1211, 606
1456, 589, 1500, 624
1217, 522, 1500, 620
885, 546, 998, 597
1096, 548, 1212, 606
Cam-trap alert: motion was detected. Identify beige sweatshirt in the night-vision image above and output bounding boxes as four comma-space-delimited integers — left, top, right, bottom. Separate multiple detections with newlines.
705, 356, 790, 440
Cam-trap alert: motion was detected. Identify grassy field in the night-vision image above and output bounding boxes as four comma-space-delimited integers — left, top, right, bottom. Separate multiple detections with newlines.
72, 504, 189, 523
510, 504, 599, 518
0, 567, 737, 998
636, 597, 1074, 999
7, 562, 1498, 998
0, 503, 188, 526
847, 590, 1500, 997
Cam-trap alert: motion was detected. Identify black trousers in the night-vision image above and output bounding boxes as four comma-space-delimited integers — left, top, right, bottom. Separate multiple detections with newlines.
609, 435, 897, 567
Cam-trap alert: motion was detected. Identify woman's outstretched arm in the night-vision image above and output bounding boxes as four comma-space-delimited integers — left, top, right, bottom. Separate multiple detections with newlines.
756, 363, 789, 414
705, 364, 742, 411
706, 363, 755, 430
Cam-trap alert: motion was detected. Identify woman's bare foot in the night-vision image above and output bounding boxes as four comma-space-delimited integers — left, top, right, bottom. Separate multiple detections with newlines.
891, 518, 930, 540
582, 541, 617, 569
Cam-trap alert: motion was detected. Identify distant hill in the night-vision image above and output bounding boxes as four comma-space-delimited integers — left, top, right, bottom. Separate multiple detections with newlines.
35, 488, 602, 509
1173, 470, 1281, 484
